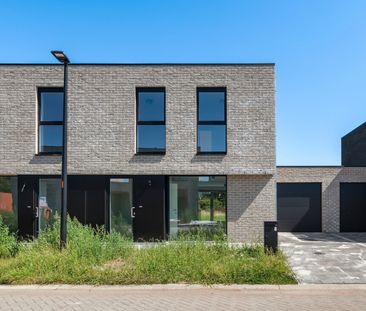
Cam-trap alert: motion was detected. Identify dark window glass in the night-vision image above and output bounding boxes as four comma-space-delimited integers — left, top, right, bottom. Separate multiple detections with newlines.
38, 88, 64, 154
198, 125, 226, 152
169, 176, 226, 239
137, 125, 166, 153
40, 92, 64, 121
197, 88, 226, 153
39, 125, 63, 153
136, 88, 165, 153
138, 92, 164, 121
198, 92, 225, 121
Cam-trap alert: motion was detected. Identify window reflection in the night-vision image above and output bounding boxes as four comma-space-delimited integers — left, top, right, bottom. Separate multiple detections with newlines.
39, 179, 61, 231
197, 88, 226, 153
40, 92, 64, 121
137, 125, 166, 153
110, 178, 133, 237
169, 176, 226, 238
138, 92, 164, 121
198, 91, 225, 121
136, 88, 166, 153
198, 125, 226, 152
39, 125, 63, 153
38, 89, 64, 154
0, 177, 18, 233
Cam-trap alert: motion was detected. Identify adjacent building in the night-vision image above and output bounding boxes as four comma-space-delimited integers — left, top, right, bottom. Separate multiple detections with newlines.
0, 64, 276, 242
277, 123, 366, 233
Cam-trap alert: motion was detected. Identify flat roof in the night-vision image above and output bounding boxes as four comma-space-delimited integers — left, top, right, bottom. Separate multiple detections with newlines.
0, 63, 275, 66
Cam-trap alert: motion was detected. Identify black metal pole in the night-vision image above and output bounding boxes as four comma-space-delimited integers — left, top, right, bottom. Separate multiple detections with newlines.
60, 62, 68, 249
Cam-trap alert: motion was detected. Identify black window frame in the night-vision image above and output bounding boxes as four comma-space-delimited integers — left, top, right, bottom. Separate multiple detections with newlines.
136, 87, 166, 154
37, 87, 64, 155
197, 87, 227, 154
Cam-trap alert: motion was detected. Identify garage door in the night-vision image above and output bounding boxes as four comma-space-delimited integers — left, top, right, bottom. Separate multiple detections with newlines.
277, 183, 322, 232
340, 183, 366, 232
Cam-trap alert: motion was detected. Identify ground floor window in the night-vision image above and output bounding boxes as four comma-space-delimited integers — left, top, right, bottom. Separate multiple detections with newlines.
110, 178, 133, 237
0, 176, 18, 233
38, 179, 61, 231
169, 176, 226, 237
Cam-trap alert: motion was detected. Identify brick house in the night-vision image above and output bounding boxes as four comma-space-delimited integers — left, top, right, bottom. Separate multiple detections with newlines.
0, 64, 276, 242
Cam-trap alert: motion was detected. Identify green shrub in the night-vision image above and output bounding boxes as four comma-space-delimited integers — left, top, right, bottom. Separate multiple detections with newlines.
0, 216, 18, 258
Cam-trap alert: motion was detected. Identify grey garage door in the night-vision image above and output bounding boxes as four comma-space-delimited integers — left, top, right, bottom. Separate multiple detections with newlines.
340, 183, 366, 232
277, 183, 322, 232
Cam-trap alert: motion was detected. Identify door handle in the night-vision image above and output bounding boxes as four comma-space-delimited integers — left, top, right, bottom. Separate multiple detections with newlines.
131, 206, 135, 218
35, 206, 39, 218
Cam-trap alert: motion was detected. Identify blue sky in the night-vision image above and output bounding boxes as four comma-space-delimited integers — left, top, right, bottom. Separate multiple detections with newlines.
1, 0, 365, 165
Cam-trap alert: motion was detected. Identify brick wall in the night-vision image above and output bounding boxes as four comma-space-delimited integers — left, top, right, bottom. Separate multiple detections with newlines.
227, 175, 276, 242
0, 64, 275, 176
277, 166, 366, 232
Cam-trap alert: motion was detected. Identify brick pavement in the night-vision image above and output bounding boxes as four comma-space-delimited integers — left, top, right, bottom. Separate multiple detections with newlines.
280, 233, 366, 284
0, 285, 365, 311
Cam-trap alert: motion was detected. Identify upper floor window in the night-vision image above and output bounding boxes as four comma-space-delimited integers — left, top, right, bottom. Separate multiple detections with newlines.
136, 88, 166, 153
38, 88, 64, 154
197, 88, 227, 153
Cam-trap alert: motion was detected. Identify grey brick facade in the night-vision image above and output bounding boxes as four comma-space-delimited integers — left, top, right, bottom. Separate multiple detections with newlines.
0, 64, 276, 242
277, 166, 366, 232
227, 175, 276, 242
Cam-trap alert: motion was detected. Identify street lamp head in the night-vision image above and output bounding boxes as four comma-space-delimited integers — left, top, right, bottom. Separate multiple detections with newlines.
51, 50, 70, 64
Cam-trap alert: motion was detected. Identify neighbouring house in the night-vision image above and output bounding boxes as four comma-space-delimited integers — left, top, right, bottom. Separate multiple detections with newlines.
0, 63, 276, 242
277, 122, 366, 233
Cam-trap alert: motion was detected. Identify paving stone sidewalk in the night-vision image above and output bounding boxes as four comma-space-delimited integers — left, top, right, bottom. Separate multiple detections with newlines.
280, 232, 366, 284
0, 285, 365, 311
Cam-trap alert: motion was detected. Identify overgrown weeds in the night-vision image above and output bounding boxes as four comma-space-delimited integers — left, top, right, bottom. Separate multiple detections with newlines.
0, 217, 296, 285
0, 217, 18, 258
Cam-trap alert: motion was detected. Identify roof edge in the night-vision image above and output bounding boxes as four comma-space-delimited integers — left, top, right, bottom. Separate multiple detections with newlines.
277, 165, 343, 168
0, 63, 275, 66
341, 121, 366, 140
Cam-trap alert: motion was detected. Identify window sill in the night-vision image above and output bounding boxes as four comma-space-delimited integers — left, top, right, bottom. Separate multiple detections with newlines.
135, 152, 166, 155
35, 152, 62, 156
196, 152, 227, 155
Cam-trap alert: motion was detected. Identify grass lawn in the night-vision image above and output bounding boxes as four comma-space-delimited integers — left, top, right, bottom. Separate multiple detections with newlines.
0, 217, 296, 285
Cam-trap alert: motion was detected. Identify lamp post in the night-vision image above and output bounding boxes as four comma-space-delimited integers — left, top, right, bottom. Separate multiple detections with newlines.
51, 50, 70, 249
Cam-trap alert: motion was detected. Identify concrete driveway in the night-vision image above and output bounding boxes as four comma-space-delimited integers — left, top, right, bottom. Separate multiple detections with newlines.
279, 232, 366, 284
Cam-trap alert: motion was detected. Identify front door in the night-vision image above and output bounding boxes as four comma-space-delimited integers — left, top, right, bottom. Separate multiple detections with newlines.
18, 176, 37, 238
18, 176, 61, 238
133, 176, 165, 241
109, 176, 165, 241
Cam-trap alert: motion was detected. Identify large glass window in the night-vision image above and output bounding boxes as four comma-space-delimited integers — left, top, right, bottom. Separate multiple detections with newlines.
136, 88, 166, 153
0, 177, 18, 233
197, 88, 226, 153
110, 178, 133, 237
38, 88, 64, 154
38, 179, 61, 232
169, 176, 226, 238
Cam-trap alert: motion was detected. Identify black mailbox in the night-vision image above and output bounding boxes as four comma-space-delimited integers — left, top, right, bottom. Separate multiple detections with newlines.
264, 221, 278, 253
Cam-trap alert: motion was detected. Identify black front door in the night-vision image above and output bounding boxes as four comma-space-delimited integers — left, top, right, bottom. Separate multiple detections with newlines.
133, 176, 165, 241
18, 176, 37, 238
